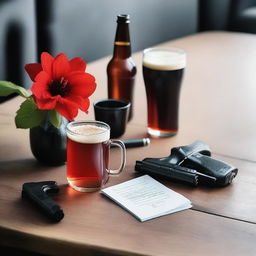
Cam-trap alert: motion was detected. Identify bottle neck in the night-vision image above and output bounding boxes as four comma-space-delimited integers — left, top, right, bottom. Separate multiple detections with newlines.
113, 22, 131, 58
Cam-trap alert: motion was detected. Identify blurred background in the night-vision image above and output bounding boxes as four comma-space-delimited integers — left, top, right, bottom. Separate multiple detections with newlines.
0, 0, 256, 102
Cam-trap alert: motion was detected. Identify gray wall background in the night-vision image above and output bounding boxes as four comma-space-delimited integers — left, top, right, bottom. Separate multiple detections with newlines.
0, 0, 36, 90
48, 0, 198, 62
0, 0, 198, 92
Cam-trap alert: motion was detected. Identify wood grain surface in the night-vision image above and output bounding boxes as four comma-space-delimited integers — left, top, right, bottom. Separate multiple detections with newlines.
0, 31, 256, 255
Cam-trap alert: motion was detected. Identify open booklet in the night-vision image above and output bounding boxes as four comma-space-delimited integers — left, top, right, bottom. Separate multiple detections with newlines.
101, 175, 192, 222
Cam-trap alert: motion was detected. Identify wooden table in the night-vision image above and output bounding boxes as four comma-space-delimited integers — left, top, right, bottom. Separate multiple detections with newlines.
0, 31, 256, 256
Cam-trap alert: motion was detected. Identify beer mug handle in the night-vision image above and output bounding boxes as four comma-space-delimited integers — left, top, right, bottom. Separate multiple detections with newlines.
108, 140, 126, 175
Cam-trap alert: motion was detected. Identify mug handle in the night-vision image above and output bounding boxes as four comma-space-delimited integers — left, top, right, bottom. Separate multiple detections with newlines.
108, 140, 126, 175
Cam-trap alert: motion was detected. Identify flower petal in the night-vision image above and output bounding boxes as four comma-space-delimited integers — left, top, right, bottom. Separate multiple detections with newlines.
24, 63, 42, 82
67, 73, 96, 97
35, 97, 57, 110
66, 95, 90, 112
52, 53, 70, 80
41, 52, 54, 77
69, 57, 86, 72
31, 71, 51, 99
55, 97, 78, 120
79, 97, 90, 112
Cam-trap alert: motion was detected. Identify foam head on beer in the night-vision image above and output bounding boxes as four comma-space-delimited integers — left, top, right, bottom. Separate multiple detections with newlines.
143, 48, 186, 71
67, 124, 110, 144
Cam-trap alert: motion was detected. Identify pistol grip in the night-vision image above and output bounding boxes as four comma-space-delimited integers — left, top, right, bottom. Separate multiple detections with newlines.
22, 181, 64, 222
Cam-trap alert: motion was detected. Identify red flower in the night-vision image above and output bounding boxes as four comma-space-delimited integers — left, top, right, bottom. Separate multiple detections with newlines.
25, 52, 96, 120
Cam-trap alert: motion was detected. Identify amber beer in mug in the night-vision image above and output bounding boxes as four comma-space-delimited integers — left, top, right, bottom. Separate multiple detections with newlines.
143, 48, 186, 137
66, 121, 126, 192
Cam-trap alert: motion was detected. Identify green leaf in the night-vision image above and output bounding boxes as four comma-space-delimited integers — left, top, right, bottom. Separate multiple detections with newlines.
48, 110, 62, 128
15, 98, 47, 129
0, 81, 30, 98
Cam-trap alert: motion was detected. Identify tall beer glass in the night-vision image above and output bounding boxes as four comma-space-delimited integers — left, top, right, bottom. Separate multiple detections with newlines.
143, 48, 186, 137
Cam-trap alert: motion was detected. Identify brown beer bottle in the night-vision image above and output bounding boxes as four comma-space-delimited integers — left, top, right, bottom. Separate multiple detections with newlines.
107, 14, 137, 120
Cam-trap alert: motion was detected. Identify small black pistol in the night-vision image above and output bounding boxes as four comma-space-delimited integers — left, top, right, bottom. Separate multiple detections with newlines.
22, 181, 64, 222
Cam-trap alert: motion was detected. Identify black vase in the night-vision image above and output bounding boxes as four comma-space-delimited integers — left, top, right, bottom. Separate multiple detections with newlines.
29, 118, 69, 166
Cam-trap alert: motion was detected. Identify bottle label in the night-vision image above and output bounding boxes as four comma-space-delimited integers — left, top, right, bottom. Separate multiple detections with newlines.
115, 41, 131, 46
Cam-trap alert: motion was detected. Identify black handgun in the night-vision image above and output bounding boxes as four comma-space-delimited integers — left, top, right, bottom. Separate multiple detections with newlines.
22, 181, 64, 222
135, 141, 238, 186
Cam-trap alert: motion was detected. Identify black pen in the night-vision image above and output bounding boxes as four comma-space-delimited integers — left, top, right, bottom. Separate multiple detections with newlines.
122, 138, 150, 148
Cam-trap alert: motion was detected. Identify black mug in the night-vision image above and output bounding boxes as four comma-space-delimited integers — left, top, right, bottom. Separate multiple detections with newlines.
94, 99, 131, 138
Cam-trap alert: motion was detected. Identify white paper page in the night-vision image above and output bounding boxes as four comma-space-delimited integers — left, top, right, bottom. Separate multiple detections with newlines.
101, 175, 192, 222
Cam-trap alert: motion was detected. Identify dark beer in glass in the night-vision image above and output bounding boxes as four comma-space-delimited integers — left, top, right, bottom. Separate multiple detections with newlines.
143, 48, 186, 137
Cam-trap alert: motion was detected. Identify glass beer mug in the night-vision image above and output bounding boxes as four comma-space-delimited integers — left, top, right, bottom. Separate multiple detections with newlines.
66, 121, 126, 192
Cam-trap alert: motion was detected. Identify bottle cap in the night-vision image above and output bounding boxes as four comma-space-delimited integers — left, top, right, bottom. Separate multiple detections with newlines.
117, 14, 130, 23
